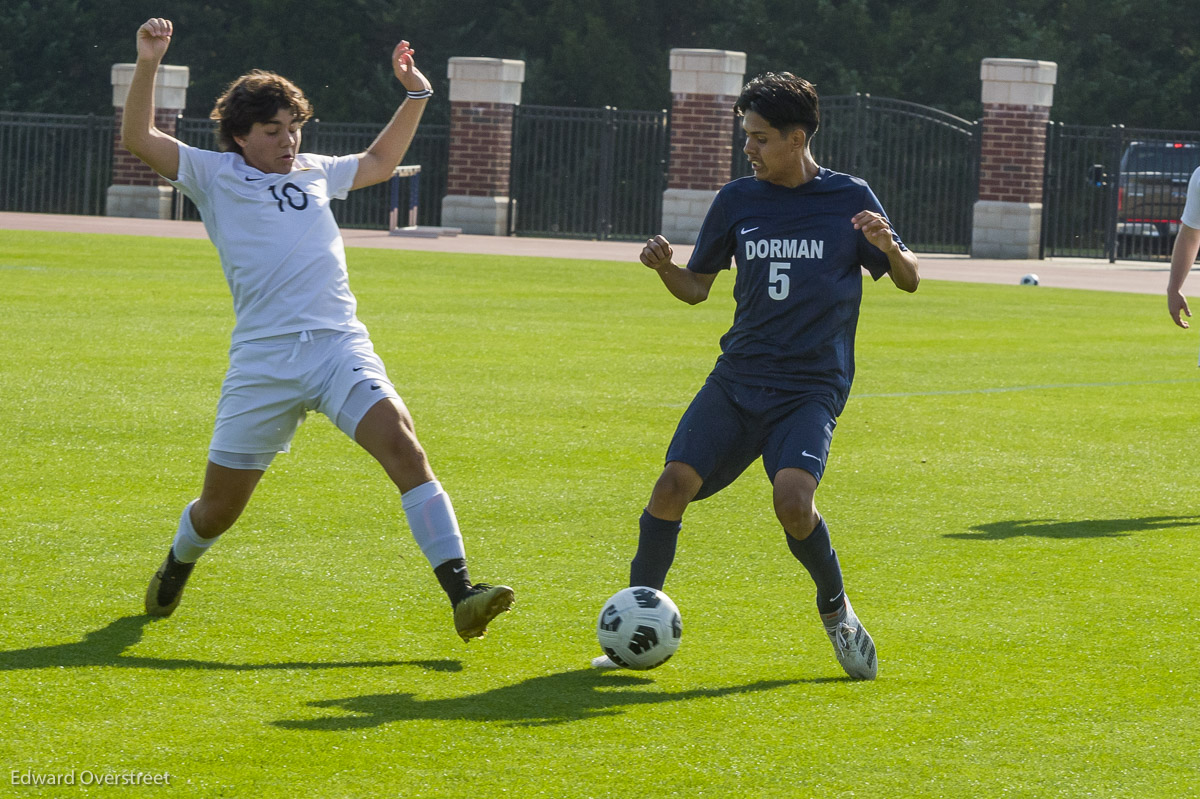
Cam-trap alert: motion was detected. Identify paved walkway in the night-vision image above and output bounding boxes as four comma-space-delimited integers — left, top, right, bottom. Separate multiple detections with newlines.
0, 211, 1170, 295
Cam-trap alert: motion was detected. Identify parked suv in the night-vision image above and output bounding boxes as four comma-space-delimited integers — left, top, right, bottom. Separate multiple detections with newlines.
1116, 140, 1200, 255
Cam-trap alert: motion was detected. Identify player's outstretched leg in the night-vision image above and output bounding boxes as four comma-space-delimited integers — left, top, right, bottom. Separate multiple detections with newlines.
452, 583, 515, 642
404, 481, 515, 642
821, 595, 877, 680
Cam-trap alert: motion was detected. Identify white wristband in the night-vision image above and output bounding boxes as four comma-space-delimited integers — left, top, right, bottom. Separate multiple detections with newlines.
406, 88, 433, 99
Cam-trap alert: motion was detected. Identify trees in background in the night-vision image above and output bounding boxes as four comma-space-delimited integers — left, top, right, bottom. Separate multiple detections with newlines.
3, 0, 1198, 129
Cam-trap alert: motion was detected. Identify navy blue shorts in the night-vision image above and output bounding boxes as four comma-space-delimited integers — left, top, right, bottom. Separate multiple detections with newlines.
665, 375, 838, 501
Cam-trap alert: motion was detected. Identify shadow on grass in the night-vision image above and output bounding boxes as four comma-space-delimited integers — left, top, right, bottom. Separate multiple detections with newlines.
950, 515, 1200, 540
0, 615, 460, 673
273, 669, 826, 730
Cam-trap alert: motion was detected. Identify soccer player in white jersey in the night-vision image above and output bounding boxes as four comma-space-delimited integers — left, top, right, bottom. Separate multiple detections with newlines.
1167, 165, 1200, 330
122, 18, 513, 642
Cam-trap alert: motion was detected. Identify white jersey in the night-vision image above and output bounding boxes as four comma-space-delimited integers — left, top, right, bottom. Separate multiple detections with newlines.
1181, 166, 1200, 230
169, 144, 367, 343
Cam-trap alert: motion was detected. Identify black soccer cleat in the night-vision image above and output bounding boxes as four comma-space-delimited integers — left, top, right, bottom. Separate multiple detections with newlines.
144, 548, 197, 618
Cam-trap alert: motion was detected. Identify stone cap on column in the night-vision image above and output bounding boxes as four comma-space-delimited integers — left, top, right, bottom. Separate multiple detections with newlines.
669, 49, 747, 96
447, 57, 525, 105
111, 64, 189, 109
980, 58, 1057, 107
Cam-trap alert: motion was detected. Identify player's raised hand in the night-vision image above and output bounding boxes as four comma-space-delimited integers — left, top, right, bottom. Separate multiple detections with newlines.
852, 210, 899, 254
136, 18, 173, 62
392, 41, 432, 94
641, 235, 674, 270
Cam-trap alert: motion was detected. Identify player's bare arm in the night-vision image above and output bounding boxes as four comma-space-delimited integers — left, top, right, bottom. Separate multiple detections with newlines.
1167, 223, 1200, 328
852, 210, 920, 293
120, 18, 182, 181
640, 235, 718, 305
352, 41, 433, 190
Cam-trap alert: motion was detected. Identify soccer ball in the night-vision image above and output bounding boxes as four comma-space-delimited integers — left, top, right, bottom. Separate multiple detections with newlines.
1020, 273, 1039, 285
596, 586, 682, 670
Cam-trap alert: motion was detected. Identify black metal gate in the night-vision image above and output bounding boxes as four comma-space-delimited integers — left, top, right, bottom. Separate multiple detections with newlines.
1043, 123, 1200, 261
509, 104, 669, 240
734, 94, 979, 254
0, 111, 113, 216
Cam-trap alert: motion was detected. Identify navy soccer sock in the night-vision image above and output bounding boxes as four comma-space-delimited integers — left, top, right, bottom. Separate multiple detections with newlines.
629, 509, 681, 591
785, 517, 846, 616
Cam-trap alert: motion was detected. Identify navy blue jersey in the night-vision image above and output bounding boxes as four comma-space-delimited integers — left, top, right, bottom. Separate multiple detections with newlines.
687, 168, 905, 412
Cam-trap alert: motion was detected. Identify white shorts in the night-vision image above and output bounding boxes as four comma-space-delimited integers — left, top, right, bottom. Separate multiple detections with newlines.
209, 329, 402, 462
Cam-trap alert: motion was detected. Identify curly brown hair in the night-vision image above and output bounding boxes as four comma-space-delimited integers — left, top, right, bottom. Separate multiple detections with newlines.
209, 70, 314, 154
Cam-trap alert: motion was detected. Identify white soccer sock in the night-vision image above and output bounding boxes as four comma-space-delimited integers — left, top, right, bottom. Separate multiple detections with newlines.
171, 499, 218, 563
401, 480, 467, 568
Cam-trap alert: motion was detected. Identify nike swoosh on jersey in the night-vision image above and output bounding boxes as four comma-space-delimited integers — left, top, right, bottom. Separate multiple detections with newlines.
740, 226, 759, 234
801, 450, 822, 462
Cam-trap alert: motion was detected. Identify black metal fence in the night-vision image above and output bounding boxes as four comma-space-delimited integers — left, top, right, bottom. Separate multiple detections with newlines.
509, 104, 669, 240
0, 111, 113, 216
1041, 124, 1119, 259
18, 102, 1144, 263
174, 117, 449, 229
735, 95, 979, 254
1043, 123, 1200, 261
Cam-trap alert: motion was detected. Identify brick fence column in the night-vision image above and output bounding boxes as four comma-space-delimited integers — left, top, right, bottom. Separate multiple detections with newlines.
440, 57, 525, 236
662, 49, 747, 244
106, 63, 189, 218
971, 58, 1057, 259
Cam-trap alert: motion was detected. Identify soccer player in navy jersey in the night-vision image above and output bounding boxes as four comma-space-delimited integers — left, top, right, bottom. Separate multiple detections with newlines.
593, 72, 919, 679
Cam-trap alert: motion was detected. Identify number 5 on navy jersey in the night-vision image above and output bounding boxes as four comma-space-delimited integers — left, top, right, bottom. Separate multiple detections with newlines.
768, 262, 790, 300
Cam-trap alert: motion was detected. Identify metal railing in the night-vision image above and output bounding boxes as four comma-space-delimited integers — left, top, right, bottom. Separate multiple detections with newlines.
0, 103, 986, 253
509, 104, 669, 240
734, 95, 979, 254
1041, 123, 1120, 259
1043, 122, 1200, 261
0, 111, 113, 216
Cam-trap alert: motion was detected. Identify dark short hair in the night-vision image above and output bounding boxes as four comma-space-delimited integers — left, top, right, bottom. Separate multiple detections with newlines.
209, 70, 314, 154
734, 72, 820, 139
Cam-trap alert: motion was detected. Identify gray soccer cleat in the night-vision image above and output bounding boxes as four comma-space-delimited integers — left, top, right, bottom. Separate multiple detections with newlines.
824, 596, 877, 680
144, 548, 196, 618
453, 583, 514, 642
590, 654, 620, 670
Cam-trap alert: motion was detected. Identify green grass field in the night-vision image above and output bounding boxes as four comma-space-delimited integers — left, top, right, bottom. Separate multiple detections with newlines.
1, 229, 1197, 798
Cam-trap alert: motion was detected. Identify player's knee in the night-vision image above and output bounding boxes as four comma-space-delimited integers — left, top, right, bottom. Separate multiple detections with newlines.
386, 426, 429, 470
773, 468, 818, 533
651, 463, 702, 509
369, 425, 434, 492
773, 492, 818, 537
776, 504, 817, 537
